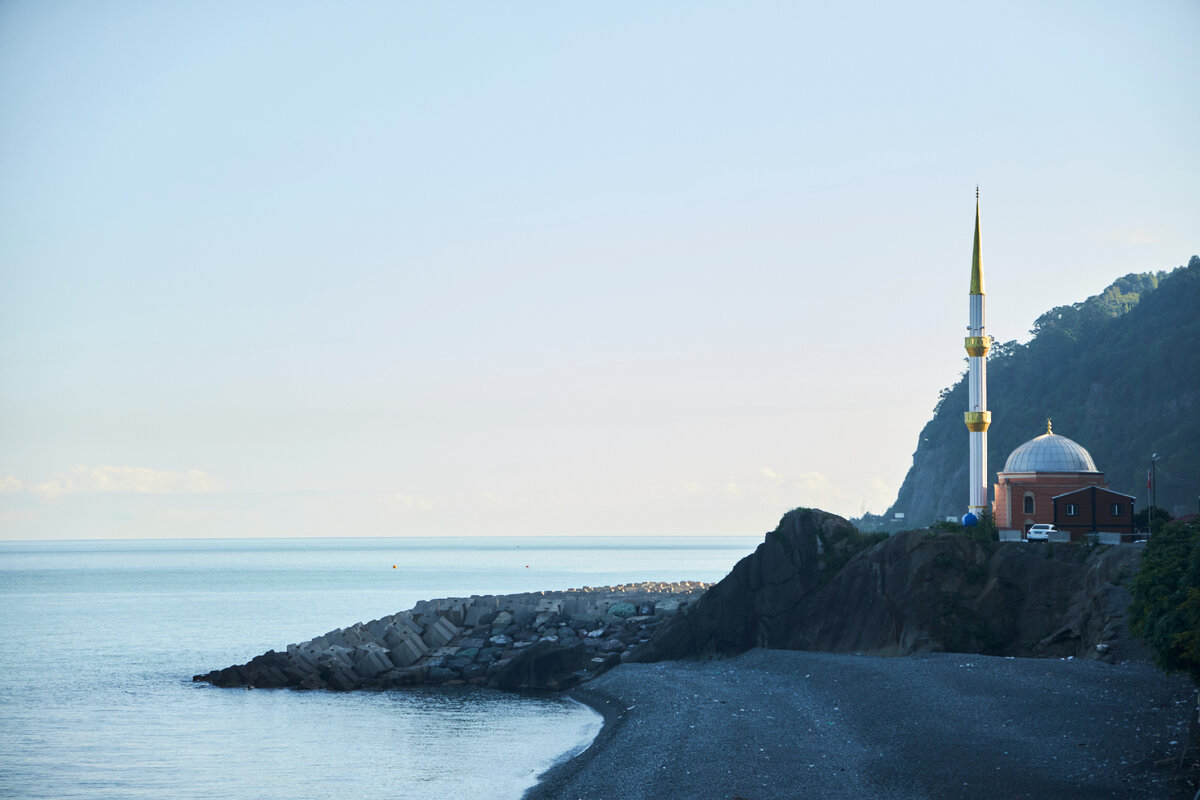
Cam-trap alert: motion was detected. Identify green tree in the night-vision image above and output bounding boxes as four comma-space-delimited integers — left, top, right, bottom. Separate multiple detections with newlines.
1134, 506, 1174, 534
1129, 519, 1200, 684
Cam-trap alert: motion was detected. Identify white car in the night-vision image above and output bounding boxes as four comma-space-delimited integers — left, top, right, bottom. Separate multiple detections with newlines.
1026, 524, 1055, 542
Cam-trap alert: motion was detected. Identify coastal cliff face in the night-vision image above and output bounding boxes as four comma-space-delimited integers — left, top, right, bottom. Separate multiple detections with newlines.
633, 508, 1143, 663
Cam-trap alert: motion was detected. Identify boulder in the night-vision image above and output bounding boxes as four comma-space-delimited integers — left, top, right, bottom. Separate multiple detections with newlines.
486, 641, 588, 691
608, 602, 637, 619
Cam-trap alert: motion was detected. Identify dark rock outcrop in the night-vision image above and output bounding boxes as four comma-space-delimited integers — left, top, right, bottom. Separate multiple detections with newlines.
629, 508, 880, 657
633, 508, 1143, 663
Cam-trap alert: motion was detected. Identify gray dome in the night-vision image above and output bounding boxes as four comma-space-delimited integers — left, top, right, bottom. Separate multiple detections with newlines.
1003, 432, 1099, 473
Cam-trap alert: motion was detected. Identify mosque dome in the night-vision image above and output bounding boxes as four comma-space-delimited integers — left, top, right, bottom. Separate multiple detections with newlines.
1002, 422, 1099, 473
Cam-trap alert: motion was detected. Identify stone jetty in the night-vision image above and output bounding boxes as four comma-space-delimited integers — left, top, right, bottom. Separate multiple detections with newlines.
193, 581, 709, 692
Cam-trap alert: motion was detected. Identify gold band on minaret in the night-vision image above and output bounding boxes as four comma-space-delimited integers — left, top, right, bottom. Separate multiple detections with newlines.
964, 336, 990, 357
964, 411, 991, 432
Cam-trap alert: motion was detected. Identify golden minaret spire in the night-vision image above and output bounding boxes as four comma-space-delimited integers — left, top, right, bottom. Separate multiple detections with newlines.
970, 186, 984, 295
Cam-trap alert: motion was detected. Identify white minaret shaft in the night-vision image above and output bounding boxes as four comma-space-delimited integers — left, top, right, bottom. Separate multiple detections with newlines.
964, 191, 991, 518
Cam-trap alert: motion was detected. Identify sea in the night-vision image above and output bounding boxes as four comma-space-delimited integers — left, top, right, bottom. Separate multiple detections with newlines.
0, 535, 760, 799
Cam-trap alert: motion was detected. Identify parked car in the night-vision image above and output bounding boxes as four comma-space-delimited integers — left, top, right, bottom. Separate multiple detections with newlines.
1026, 524, 1055, 541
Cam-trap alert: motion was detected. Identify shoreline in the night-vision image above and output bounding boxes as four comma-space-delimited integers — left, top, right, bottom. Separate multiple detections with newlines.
524, 649, 1195, 800
527, 684, 628, 799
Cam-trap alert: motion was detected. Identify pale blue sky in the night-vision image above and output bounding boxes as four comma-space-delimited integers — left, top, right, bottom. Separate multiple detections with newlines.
2, 1, 1197, 539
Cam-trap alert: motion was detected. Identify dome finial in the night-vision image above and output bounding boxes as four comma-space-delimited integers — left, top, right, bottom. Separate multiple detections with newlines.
1046, 418, 1053, 435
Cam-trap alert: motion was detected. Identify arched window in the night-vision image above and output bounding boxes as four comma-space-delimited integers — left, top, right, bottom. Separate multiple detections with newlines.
1023, 494, 1034, 514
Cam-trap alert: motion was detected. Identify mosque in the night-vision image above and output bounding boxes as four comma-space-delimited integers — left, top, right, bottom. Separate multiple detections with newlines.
992, 421, 1136, 541
959, 192, 1135, 543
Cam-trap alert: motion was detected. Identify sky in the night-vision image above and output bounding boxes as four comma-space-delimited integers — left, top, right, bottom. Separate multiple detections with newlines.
1, 1, 1197, 540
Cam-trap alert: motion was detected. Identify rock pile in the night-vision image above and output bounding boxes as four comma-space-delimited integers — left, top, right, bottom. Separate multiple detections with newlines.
193, 581, 709, 692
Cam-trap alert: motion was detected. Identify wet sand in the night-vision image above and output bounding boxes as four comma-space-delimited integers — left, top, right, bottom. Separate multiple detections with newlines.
527, 649, 1195, 800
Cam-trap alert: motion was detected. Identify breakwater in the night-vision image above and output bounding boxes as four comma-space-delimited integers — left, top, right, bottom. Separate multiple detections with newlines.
193, 581, 709, 692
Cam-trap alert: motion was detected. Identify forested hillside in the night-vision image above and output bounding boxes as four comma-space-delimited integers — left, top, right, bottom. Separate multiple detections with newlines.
868, 255, 1200, 530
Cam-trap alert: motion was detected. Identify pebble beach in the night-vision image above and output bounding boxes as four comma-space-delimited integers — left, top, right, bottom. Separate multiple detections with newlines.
527, 648, 1196, 800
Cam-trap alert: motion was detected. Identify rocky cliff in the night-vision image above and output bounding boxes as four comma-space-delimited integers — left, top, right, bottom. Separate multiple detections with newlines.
633, 508, 1144, 663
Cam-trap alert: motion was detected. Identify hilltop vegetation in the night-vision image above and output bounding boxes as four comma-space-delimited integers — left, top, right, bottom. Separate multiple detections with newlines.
867, 255, 1200, 530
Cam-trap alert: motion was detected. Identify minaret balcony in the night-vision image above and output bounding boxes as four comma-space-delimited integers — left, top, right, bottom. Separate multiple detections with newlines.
964, 411, 992, 432
964, 336, 991, 357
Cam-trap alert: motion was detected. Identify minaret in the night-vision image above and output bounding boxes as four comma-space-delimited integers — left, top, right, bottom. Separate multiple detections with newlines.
963, 188, 991, 526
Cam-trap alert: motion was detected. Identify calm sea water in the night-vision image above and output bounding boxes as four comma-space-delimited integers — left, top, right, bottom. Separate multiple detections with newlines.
0, 536, 759, 799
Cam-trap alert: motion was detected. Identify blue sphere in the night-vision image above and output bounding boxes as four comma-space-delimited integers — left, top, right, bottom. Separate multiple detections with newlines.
962, 512, 979, 527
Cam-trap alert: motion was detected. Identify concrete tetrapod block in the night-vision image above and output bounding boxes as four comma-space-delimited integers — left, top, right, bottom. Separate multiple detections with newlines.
382, 623, 413, 649
464, 596, 499, 627
388, 630, 429, 668
326, 668, 358, 691
342, 623, 371, 646
287, 643, 322, 671
534, 598, 563, 615
561, 595, 600, 619
422, 615, 460, 649
394, 614, 423, 636
325, 627, 364, 649
440, 598, 471, 626
352, 643, 395, 679
319, 645, 355, 670
365, 616, 394, 640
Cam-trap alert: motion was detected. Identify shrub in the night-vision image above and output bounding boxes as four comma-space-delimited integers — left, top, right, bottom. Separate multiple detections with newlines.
1129, 520, 1200, 685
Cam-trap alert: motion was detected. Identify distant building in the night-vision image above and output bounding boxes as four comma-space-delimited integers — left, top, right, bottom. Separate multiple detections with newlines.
993, 421, 1135, 541
1052, 485, 1136, 540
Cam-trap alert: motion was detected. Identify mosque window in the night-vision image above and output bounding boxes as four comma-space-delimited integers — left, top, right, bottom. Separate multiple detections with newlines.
1066, 503, 1079, 516
1023, 495, 1034, 514
1111, 503, 1123, 516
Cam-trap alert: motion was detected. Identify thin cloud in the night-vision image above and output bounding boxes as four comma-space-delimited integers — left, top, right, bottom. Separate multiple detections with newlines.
392, 492, 434, 511
11, 465, 220, 500
792, 471, 829, 492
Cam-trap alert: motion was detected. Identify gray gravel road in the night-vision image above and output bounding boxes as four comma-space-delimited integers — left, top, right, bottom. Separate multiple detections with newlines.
526, 649, 1195, 800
